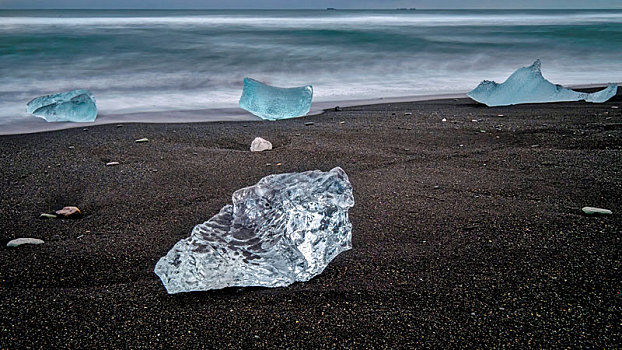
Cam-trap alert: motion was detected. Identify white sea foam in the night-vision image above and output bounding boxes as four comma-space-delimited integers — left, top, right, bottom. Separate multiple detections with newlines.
2, 12, 622, 30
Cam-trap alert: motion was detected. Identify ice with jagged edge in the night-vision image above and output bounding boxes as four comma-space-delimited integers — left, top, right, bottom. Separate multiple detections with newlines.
27, 89, 97, 122
155, 167, 354, 294
468, 60, 618, 107
239, 77, 313, 120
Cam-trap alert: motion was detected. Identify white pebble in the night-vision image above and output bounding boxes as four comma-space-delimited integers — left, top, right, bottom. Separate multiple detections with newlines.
7, 238, 44, 247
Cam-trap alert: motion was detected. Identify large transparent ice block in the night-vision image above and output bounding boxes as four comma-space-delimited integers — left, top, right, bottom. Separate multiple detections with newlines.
468, 60, 618, 107
154, 167, 354, 294
239, 77, 313, 120
26, 89, 97, 122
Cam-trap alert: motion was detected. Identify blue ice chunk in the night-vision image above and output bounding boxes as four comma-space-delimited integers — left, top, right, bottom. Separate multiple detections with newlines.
154, 167, 354, 294
239, 77, 313, 120
585, 83, 618, 103
468, 60, 618, 107
26, 89, 97, 122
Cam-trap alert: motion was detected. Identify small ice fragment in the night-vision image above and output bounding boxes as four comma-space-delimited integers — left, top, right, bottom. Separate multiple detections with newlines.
239, 78, 313, 120
154, 167, 354, 293
7, 238, 44, 247
468, 60, 618, 107
442, 118, 447, 122
135, 138, 149, 143
27, 89, 97, 122
106, 162, 120, 166
250, 137, 272, 152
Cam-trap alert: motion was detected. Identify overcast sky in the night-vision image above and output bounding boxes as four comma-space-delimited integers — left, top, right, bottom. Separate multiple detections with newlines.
1, 0, 620, 9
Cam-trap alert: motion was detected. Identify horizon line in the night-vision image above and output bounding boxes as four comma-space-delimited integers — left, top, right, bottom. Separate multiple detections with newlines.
1, 8, 620, 10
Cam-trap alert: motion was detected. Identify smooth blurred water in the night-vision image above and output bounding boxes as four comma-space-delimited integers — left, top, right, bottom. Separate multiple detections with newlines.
1, 9, 621, 130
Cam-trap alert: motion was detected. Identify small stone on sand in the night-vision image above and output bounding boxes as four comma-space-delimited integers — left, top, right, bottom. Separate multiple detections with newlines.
581, 207, 613, 216
404, 112, 412, 116
55, 206, 82, 218
106, 162, 120, 166
7, 238, 45, 247
135, 138, 149, 143
442, 118, 447, 122
305, 122, 315, 126
250, 137, 272, 152
40, 213, 57, 219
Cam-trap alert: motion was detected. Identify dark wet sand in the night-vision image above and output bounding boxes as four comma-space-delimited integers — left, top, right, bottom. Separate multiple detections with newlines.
1, 92, 621, 348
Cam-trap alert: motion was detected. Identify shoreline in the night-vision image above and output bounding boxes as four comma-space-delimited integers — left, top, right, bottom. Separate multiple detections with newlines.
0, 92, 467, 136
1, 83, 617, 136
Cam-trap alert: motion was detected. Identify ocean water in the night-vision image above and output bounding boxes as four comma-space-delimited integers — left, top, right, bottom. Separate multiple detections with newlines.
1, 9, 621, 132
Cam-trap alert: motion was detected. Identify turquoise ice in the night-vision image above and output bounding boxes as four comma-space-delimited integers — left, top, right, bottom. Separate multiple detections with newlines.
239, 78, 313, 120
26, 89, 97, 122
468, 60, 618, 107
154, 167, 354, 294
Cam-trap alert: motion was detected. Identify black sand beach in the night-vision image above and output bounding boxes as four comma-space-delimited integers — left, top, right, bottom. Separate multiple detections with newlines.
1, 92, 621, 348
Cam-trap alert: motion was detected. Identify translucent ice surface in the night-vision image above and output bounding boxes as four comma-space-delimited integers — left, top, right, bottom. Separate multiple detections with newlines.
155, 167, 354, 294
468, 60, 618, 107
585, 84, 619, 103
239, 78, 313, 120
27, 89, 97, 122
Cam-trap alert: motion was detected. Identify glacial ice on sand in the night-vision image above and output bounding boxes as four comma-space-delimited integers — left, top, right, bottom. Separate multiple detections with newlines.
26, 89, 97, 122
155, 167, 354, 294
239, 77, 313, 120
468, 60, 618, 107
